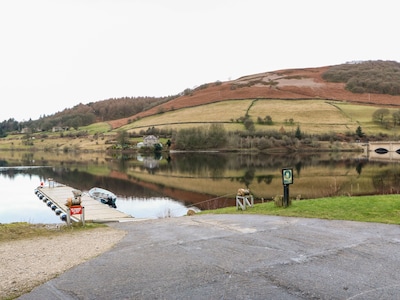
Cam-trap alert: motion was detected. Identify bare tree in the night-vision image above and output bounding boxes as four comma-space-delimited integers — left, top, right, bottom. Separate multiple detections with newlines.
372, 108, 390, 124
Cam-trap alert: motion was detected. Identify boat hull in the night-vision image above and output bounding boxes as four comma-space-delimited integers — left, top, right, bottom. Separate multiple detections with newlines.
88, 187, 117, 208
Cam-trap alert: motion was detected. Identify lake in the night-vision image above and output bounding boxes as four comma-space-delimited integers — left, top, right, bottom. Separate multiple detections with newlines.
1, 150, 400, 224
0, 172, 190, 224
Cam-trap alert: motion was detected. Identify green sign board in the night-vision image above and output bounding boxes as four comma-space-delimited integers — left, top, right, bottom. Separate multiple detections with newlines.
282, 168, 293, 185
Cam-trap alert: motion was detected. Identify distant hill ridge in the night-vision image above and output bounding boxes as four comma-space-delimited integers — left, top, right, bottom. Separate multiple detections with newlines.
108, 60, 400, 129
7, 60, 400, 133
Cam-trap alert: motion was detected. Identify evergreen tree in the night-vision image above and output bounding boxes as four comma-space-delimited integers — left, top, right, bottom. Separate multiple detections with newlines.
356, 126, 364, 138
295, 125, 302, 139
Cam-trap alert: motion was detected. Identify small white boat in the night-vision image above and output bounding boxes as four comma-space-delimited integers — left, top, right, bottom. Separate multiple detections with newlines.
88, 187, 117, 208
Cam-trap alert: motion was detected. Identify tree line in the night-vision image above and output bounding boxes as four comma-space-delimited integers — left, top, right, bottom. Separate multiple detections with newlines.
322, 60, 400, 95
0, 95, 177, 136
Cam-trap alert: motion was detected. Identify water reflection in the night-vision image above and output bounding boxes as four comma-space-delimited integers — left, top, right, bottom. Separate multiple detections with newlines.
0, 173, 61, 224
1, 150, 400, 224
0, 172, 195, 224
107, 151, 400, 202
116, 197, 192, 219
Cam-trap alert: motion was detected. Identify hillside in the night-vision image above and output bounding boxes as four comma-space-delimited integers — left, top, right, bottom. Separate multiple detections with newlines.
2, 60, 399, 137
108, 62, 400, 129
2, 61, 400, 152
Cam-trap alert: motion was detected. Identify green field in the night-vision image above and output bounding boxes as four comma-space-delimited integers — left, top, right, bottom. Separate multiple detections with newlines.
120, 100, 253, 132
80, 122, 112, 134
119, 99, 400, 136
2, 98, 400, 152
333, 102, 400, 135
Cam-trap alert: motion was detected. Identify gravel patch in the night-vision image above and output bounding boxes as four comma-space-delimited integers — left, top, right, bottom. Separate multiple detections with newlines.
0, 227, 126, 299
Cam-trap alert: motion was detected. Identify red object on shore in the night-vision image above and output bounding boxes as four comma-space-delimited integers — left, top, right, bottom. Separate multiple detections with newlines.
70, 205, 83, 215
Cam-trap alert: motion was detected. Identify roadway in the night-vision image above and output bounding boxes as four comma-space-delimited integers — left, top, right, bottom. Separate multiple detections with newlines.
19, 214, 400, 299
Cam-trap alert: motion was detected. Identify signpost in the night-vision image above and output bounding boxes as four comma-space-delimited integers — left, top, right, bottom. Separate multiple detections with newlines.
67, 205, 85, 226
281, 168, 293, 207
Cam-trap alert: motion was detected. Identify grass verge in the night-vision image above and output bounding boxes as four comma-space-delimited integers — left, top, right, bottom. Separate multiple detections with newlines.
2, 195, 399, 243
202, 194, 400, 225
0, 222, 106, 243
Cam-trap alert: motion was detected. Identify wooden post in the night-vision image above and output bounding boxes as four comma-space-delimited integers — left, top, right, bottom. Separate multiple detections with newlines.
48, 178, 54, 188
66, 208, 71, 226
81, 207, 85, 226
236, 195, 254, 210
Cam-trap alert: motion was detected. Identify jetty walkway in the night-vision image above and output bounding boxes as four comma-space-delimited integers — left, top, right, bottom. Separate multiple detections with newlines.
35, 182, 134, 223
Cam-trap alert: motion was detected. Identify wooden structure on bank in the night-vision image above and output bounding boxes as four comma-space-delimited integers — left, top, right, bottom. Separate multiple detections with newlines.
236, 188, 254, 210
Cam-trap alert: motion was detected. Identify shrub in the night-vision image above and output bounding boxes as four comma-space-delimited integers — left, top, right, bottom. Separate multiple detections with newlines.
173, 124, 227, 150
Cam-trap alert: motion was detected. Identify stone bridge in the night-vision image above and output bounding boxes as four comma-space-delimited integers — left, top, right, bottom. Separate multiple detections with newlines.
367, 141, 400, 161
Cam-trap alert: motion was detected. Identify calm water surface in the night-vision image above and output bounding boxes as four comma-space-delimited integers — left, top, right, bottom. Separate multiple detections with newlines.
1, 151, 400, 224
0, 173, 189, 224
0, 173, 61, 224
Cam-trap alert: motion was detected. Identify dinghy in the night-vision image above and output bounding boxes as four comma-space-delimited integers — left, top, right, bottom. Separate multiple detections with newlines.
88, 187, 117, 208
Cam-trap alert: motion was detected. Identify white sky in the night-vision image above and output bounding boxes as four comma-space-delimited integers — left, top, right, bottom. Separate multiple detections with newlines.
0, 0, 398, 122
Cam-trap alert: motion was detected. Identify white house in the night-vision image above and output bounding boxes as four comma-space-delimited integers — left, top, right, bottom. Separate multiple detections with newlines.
143, 135, 160, 147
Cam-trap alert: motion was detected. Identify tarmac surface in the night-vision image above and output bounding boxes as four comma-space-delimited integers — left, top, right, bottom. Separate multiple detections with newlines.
19, 214, 400, 300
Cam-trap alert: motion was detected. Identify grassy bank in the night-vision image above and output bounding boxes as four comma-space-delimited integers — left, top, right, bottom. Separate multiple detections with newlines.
0, 222, 105, 243
203, 194, 400, 225
2, 195, 399, 244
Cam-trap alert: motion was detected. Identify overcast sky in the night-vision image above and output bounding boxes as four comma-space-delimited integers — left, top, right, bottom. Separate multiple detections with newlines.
0, 0, 398, 122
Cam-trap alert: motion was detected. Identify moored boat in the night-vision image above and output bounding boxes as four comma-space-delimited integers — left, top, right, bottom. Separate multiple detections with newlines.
88, 187, 117, 208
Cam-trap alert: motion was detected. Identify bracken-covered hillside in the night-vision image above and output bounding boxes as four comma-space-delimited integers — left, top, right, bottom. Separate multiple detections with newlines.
108, 61, 400, 129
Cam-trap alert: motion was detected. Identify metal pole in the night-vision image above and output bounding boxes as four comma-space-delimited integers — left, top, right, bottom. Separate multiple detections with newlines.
283, 184, 289, 207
